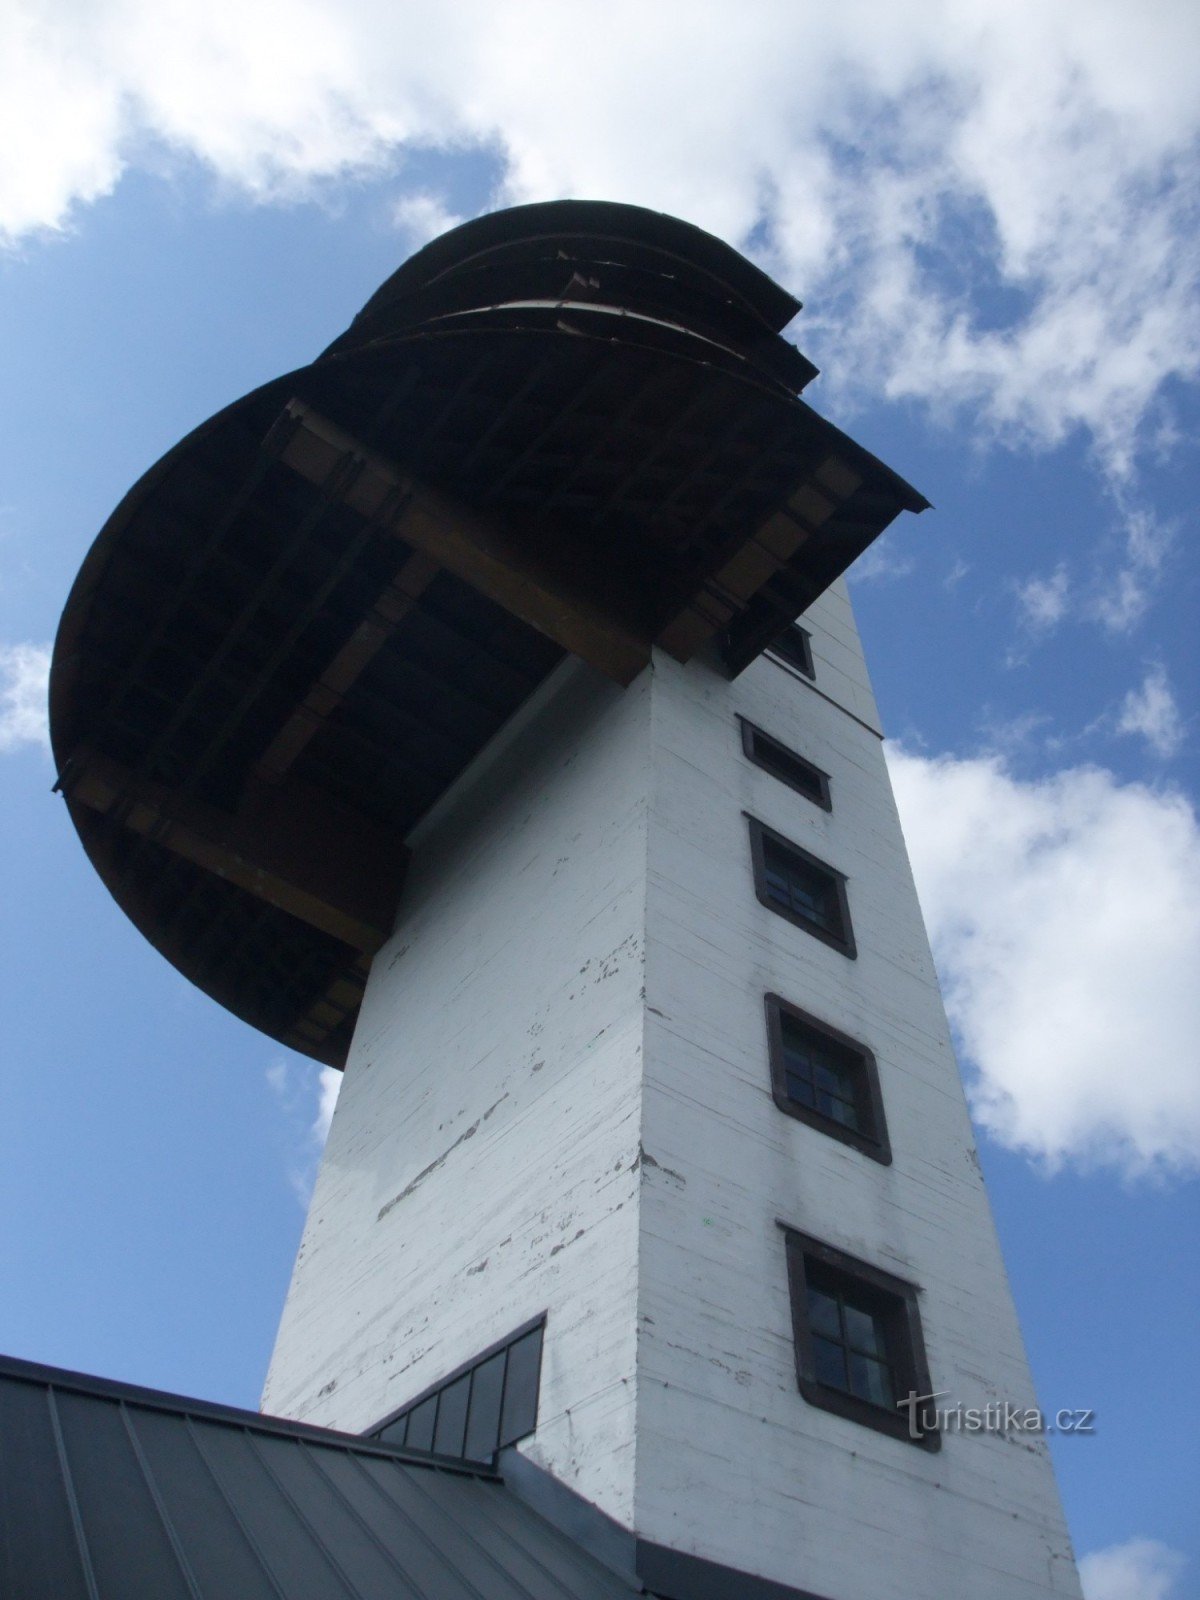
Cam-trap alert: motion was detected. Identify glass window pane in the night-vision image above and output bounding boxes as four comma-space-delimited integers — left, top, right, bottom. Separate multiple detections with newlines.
782, 1044, 814, 1082
812, 1336, 847, 1391
795, 884, 820, 917
829, 1098, 859, 1129
843, 1303, 887, 1357
807, 1286, 841, 1339
758, 832, 848, 947
815, 1062, 848, 1095
786, 1074, 815, 1107
849, 1354, 894, 1409
807, 896, 834, 931
754, 737, 824, 804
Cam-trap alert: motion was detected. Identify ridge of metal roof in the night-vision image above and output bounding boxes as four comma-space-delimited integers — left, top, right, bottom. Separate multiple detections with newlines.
0, 1351, 645, 1600
0, 1351, 488, 1473
0, 1353, 837, 1600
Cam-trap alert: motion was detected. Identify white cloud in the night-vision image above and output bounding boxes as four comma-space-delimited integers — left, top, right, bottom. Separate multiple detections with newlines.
0, 641, 51, 753
1014, 565, 1070, 632
314, 1065, 342, 1141
888, 746, 1200, 1181
1011, 494, 1175, 641
1090, 500, 1177, 634
847, 531, 915, 585
265, 1056, 342, 1203
391, 192, 466, 249
1115, 666, 1184, 760
1, 1, 1197, 476
1079, 1538, 1186, 1600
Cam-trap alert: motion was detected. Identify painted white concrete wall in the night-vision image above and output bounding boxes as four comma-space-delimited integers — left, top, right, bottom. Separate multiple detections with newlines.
634, 579, 1080, 1596
263, 657, 651, 1523
265, 577, 1080, 1598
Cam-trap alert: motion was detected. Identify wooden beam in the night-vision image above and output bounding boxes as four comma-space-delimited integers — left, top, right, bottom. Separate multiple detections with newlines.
254, 550, 440, 783
654, 458, 862, 663
61, 750, 406, 954
273, 400, 652, 687
281, 956, 371, 1065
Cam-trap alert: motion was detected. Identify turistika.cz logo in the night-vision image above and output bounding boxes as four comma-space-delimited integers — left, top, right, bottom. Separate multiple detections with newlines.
900, 1392, 1095, 1440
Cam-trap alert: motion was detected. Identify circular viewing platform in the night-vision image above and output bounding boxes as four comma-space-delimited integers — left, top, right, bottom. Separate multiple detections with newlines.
50, 201, 926, 1066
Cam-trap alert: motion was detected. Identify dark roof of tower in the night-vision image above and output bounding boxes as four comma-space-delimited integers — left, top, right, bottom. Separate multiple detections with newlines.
50, 199, 927, 1067
0, 1353, 824, 1600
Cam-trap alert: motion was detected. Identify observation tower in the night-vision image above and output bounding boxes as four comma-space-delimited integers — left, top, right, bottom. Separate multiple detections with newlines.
47, 201, 1082, 1600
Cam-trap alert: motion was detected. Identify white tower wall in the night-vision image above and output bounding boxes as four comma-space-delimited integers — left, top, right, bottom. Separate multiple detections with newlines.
263, 659, 652, 1522
264, 581, 1081, 1598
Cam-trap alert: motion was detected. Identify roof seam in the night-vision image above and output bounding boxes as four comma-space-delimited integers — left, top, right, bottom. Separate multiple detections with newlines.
437, 1475, 630, 1600
183, 1415, 291, 1600
117, 1402, 206, 1600
242, 1429, 366, 1599
303, 1446, 436, 1600
391, 1458, 565, 1600
340, 1450, 499, 1600
45, 1386, 101, 1600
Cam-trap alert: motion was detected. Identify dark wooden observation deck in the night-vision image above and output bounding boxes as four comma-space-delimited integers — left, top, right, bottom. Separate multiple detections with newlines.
50, 201, 927, 1066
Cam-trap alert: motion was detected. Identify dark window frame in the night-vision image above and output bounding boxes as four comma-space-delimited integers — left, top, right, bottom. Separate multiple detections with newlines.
739, 718, 831, 811
765, 994, 891, 1164
767, 624, 816, 680
780, 1226, 939, 1450
746, 814, 856, 958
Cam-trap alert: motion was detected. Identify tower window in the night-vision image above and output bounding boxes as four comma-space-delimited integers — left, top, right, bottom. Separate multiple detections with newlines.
767, 624, 815, 679
746, 816, 856, 957
781, 1227, 938, 1449
740, 719, 831, 810
765, 995, 890, 1163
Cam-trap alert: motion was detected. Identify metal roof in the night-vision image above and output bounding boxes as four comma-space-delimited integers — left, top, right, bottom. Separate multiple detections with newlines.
0, 1353, 642, 1600
50, 199, 927, 1066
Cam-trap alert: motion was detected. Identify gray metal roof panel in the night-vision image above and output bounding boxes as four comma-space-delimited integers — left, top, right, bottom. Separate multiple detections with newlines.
0, 1355, 642, 1600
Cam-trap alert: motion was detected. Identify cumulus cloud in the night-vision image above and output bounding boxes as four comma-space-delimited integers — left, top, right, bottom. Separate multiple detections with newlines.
888, 746, 1200, 1181
1079, 1538, 1186, 1600
0, 641, 51, 753
1115, 666, 1185, 760
1014, 565, 1070, 632
265, 1057, 342, 1203
2, 1, 1197, 478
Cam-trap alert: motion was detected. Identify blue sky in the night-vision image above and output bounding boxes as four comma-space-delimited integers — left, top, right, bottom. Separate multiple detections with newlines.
1, 7, 1197, 1598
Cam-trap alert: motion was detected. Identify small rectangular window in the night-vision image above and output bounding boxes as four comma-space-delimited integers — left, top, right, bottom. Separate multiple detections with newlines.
765, 995, 890, 1163
767, 624, 815, 680
781, 1226, 938, 1449
747, 816, 855, 957
740, 719, 831, 810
